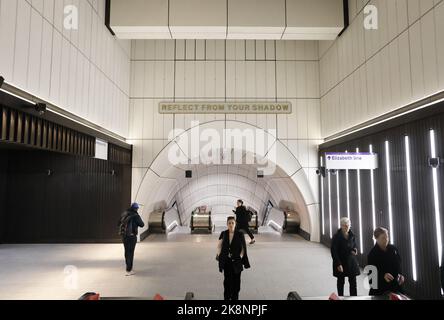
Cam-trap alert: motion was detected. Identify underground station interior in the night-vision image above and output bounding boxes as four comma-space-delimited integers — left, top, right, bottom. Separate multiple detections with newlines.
1, 0, 444, 309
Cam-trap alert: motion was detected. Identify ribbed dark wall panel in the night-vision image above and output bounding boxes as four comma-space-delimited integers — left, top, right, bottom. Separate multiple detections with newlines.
0, 149, 8, 242
1, 147, 132, 243
0, 105, 95, 157
320, 111, 444, 299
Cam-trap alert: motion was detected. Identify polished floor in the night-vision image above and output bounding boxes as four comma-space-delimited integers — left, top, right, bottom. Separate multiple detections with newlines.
0, 229, 367, 300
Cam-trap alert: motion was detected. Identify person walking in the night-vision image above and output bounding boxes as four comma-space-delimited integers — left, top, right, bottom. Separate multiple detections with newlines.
217, 216, 251, 300
368, 227, 405, 296
234, 200, 255, 244
331, 217, 360, 296
118, 203, 145, 276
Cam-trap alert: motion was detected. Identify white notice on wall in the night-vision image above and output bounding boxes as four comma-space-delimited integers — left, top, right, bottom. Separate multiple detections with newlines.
95, 138, 108, 161
325, 152, 378, 170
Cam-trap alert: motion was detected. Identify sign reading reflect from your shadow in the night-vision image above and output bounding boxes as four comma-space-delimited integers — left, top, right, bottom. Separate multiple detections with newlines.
159, 102, 292, 114
325, 152, 379, 170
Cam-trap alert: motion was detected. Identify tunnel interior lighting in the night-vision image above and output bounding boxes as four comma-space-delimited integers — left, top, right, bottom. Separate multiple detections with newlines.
356, 148, 363, 254
404, 136, 417, 281
385, 141, 394, 244
430, 130, 443, 268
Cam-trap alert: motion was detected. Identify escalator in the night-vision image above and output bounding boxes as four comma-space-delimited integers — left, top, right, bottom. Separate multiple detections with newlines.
190, 206, 213, 234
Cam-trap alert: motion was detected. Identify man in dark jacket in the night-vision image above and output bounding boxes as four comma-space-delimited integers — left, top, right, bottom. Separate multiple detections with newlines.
331, 217, 360, 296
234, 200, 255, 244
119, 203, 145, 276
368, 227, 405, 296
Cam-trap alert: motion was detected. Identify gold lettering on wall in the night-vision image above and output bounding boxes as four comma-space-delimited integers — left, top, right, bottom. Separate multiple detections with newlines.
159, 102, 292, 114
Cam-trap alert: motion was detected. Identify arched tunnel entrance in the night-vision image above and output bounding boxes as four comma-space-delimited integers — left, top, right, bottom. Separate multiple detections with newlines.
132, 120, 320, 242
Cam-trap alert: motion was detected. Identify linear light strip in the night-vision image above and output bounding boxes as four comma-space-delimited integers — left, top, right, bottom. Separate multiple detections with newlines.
385, 141, 394, 245
328, 170, 332, 238
321, 156, 325, 236
356, 147, 363, 254
370, 145, 376, 239
325, 94, 444, 143
430, 130, 443, 268
345, 150, 350, 219
336, 171, 341, 229
0, 88, 36, 105
404, 136, 417, 281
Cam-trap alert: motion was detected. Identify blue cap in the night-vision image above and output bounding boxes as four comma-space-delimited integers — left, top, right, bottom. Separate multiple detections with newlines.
131, 203, 140, 210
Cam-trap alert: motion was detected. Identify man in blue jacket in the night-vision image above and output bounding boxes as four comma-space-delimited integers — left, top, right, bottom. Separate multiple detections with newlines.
119, 203, 145, 276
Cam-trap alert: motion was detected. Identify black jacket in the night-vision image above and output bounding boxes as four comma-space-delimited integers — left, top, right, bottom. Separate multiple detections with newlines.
331, 229, 360, 278
234, 205, 249, 227
122, 209, 145, 237
367, 244, 403, 296
218, 230, 251, 274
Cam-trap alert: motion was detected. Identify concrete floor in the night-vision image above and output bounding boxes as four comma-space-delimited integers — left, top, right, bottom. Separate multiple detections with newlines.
0, 230, 366, 300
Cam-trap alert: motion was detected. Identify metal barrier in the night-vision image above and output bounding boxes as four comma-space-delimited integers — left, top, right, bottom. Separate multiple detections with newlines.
148, 210, 166, 233
79, 292, 195, 300
287, 291, 303, 300
190, 206, 212, 234
247, 207, 259, 234
283, 211, 301, 233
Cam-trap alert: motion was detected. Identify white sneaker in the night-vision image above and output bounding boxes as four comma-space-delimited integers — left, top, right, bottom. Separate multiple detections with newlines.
125, 270, 135, 276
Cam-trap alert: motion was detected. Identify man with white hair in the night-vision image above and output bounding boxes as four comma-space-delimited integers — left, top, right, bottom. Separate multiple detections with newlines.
330, 217, 360, 296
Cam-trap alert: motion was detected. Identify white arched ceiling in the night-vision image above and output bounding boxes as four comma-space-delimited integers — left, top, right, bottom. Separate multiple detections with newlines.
133, 120, 319, 241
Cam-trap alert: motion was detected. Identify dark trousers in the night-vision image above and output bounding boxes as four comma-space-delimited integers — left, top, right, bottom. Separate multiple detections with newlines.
123, 235, 137, 272
237, 225, 254, 240
223, 261, 242, 300
337, 276, 357, 297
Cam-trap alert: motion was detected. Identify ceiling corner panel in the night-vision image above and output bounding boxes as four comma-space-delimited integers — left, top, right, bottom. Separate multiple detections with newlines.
282, 30, 341, 41
110, 0, 170, 39
285, 0, 344, 40
169, 0, 227, 39
227, 0, 286, 39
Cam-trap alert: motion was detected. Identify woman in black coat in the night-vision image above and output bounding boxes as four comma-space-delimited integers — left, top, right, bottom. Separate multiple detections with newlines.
331, 217, 360, 296
368, 227, 405, 296
217, 216, 251, 300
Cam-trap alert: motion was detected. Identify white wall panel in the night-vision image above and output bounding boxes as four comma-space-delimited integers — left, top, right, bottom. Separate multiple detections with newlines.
437, 1, 444, 89
129, 38, 321, 240
0, 0, 130, 137
320, 0, 444, 137
0, 0, 17, 80
27, 8, 43, 95
13, 0, 31, 89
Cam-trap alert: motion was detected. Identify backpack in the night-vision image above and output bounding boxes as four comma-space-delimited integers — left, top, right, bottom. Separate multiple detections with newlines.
118, 212, 132, 237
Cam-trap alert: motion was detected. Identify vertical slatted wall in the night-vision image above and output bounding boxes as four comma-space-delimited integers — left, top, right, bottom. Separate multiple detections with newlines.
1, 145, 132, 243
0, 105, 95, 156
319, 111, 444, 299
0, 102, 133, 243
0, 149, 8, 242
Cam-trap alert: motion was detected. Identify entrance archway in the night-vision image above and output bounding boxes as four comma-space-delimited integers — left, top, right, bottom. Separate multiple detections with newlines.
132, 120, 319, 242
